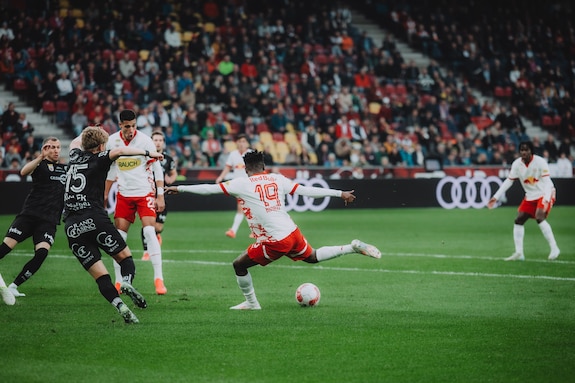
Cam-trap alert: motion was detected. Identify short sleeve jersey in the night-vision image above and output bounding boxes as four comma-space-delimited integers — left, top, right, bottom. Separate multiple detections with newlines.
508, 155, 554, 201
224, 149, 250, 179
106, 130, 157, 197
20, 160, 67, 224
63, 148, 114, 218
220, 172, 300, 241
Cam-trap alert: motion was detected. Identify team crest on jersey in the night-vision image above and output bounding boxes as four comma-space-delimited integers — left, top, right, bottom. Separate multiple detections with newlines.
117, 157, 142, 170
523, 176, 538, 185
48, 164, 54, 171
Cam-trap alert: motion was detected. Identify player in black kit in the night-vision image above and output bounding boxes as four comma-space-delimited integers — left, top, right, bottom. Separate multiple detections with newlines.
0, 137, 66, 301
64, 126, 163, 323
141, 131, 177, 261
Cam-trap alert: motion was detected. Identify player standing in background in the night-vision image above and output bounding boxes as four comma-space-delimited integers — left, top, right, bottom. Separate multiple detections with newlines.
0, 137, 66, 298
215, 133, 252, 238
141, 131, 177, 261
166, 150, 381, 310
488, 140, 561, 261
104, 109, 168, 295
65, 126, 162, 323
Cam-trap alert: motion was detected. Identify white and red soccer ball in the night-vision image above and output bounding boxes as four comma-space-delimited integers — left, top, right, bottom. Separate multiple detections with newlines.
295, 283, 321, 307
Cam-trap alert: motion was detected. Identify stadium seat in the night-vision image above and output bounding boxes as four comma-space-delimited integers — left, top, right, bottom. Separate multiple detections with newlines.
224, 140, 237, 152
13, 78, 28, 92
471, 116, 493, 130
553, 115, 562, 126
75, 18, 84, 28
494, 86, 505, 98
395, 83, 407, 95
128, 50, 138, 61
256, 122, 269, 133
204, 22, 216, 33
368, 102, 381, 115
541, 115, 554, 127
383, 83, 396, 96
259, 131, 272, 144
139, 49, 150, 61
70, 8, 83, 18
115, 49, 125, 61
272, 132, 284, 142
102, 49, 112, 61
42, 100, 57, 123
273, 141, 290, 164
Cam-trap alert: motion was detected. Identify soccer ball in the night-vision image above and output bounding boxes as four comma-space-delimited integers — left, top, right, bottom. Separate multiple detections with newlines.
295, 283, 321, 307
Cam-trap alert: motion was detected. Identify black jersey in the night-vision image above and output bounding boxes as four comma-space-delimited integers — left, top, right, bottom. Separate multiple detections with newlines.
63, 148, 114, 219
20, 159, 67, 225
159, 151, 176, 185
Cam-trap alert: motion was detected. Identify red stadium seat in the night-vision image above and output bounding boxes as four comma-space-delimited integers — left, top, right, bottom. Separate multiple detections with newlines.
494, 86, 505, 98
13, 78, 28, 91
256, 122, 269, 133
541, 115, 554, 127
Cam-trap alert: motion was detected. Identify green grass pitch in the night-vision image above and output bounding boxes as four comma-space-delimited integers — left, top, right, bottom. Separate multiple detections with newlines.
0, 207, 574, 383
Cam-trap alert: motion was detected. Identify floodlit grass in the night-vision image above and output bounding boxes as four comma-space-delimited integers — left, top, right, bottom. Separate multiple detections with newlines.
0, 207, 574, 383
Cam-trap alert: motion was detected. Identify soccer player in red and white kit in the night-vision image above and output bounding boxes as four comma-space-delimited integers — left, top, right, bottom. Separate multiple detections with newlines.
488, 140, 561, 261
215, 133, 251, 238
105, 110, 167, 294
166, 150, 381, 310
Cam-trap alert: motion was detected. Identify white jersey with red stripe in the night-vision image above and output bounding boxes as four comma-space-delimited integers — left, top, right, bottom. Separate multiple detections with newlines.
106, 130, 158, 197
224, 149, 250, 179
508, 154, 554, 201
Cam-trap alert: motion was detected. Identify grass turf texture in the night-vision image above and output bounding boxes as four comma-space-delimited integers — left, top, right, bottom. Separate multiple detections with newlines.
0, 207, 574, 383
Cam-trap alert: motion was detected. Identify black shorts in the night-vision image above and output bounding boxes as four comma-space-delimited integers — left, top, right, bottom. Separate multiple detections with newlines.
6, 214, 57, 246
64, 211, 127, 271
156, 208, 167, 224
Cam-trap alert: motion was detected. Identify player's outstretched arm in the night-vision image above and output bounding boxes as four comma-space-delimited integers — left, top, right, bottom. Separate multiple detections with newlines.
167, 183, 224, 195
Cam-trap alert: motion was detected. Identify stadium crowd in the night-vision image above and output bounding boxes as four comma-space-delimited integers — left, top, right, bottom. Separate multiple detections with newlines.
0, 0, 573, 174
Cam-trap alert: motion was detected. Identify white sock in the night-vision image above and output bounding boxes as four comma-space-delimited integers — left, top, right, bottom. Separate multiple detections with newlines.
231, 212, 244, 233
236, 272, 258, 304
513, 224, 524, 255
538, 220, 558, 250
0, 273, 7, 288
316, 244, 354, 262
144, 225, 163, 280
114, 229, 129, 284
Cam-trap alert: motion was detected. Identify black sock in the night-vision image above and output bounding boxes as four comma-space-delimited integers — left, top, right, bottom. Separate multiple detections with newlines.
96, 274, 120, 304
0, 242, 13, 260
13, 247, 49, 285
141, 228, 147, 251
119, 256, 136, 284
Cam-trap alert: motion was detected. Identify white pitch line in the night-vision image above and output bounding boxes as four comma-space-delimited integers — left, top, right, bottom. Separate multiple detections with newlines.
6, 250, 575, 282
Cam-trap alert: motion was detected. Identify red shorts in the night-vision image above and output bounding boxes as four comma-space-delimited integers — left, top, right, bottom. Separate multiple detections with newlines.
246, 228, 313, 266
518, 189, 556, 218
114, 193, 157, 223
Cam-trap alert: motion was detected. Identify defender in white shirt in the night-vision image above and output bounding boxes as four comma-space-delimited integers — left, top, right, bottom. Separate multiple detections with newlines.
488, 140, 560, 261
215, 133, 252, 238
104, 109, 168, 295
166, 150, 381, 310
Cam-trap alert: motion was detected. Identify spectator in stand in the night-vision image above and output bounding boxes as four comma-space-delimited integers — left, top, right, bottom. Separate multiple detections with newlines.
2, 102, 19, 132
543, 134, 559, 163
201, 129, 222, 166
270, 103, 289, 133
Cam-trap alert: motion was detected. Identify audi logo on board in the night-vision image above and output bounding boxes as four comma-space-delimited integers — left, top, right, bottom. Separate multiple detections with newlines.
285, 178, 332, 212
436, 176, 503, 209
